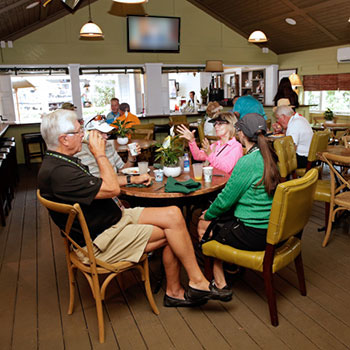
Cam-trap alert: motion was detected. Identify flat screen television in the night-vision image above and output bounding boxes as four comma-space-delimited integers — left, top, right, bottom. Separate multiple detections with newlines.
127, 15, 180, 53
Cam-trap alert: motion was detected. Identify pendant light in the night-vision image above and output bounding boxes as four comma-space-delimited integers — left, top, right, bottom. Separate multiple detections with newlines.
248, 0, 268, 43
113, 0, 148, 3
80, 0, 104, 38
248, 30, 268, 43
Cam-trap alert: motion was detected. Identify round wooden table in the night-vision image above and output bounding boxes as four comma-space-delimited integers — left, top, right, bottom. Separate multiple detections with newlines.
120, 166, 230, 209
324, 145, 350, 157
114, 139, 157, 152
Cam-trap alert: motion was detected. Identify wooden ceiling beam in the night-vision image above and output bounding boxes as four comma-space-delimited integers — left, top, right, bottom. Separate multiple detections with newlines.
0, 0, 30, 16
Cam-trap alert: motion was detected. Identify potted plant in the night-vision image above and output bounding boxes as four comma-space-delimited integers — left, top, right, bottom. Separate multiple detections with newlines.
200, 87, 208, 105
324, 108, 334, 124
111, 119, 134, 145
154, 135, 184, 177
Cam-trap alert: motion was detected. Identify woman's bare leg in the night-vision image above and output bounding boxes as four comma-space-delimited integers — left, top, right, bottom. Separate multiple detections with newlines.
213, 259, 227, 289
139, 206, 210, 291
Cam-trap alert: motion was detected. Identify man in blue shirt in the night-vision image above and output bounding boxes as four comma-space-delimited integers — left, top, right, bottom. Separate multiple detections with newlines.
106, 97, 120, 124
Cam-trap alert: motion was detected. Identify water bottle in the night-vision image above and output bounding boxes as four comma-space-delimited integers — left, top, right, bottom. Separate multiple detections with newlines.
183, 153, 190, 172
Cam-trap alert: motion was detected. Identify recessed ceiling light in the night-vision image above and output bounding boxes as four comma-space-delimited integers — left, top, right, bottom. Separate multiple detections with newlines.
26, 1, 40, 9
285, 18, 297, 25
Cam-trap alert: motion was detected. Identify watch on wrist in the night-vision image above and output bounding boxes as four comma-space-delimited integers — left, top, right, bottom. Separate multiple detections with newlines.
126, 175, 132, 184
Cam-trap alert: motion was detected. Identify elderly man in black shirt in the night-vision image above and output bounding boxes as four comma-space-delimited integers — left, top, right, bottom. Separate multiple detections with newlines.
38, 109, 231, 307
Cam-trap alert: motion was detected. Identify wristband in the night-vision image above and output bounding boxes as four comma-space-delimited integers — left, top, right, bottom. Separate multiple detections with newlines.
96, 155, 107, 160
126, 175, 132, 184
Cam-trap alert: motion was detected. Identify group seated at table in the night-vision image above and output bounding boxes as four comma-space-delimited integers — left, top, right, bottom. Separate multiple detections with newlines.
177, 112, 243, 174
38, 109, 232, 308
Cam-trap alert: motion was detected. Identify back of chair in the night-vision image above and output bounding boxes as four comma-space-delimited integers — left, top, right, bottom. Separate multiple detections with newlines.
132, 123, 155, 140
307, 130, 330, 162
342, 135, 350, 148
197, 121, 205, 144
267, 168, 318, 245
169, 115, 188, 125
273, 136, 297, 180
37, 190, 98, 269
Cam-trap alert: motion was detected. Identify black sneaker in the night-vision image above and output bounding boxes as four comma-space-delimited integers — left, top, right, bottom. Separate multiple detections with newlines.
209, 280, 233, 302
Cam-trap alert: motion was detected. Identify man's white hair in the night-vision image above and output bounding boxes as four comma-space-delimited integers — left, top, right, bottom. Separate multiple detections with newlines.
41, 109, 78, 150
275, 105, 294, 118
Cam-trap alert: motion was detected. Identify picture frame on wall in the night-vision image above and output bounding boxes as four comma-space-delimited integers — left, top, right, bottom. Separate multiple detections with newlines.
278, 69, 297, 83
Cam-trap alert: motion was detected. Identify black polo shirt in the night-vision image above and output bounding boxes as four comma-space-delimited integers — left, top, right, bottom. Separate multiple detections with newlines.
38, 151, 122, 247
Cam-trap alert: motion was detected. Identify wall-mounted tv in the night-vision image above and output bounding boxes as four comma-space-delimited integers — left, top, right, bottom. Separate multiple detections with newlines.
127, 15, 180, 53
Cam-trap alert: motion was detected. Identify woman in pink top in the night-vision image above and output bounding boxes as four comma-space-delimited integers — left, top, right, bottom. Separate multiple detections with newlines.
177, 112, 243, 174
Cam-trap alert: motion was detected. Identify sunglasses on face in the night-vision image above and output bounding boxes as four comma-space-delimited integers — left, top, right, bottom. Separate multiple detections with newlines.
66, 127, 84, 135
214, 121, 229, 127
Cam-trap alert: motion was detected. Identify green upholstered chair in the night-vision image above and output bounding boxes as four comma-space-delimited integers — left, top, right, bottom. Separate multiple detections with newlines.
295, 130, 330, 177
273, 136, 298, 182
202, 169, 319, 326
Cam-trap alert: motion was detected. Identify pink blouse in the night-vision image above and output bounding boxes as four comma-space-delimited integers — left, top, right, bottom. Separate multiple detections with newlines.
189, 138, 243, 174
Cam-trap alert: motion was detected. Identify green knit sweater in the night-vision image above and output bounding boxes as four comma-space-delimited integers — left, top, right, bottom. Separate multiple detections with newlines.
204, 149, 273, 229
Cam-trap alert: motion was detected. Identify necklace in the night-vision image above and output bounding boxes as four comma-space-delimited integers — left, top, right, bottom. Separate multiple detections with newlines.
246, 145, 259, 155
46, 152, 92, 176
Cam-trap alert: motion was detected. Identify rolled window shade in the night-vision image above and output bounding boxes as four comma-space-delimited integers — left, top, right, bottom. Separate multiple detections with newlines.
304, 73, 350, 91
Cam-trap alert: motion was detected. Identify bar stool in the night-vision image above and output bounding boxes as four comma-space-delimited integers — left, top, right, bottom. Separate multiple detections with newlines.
0, 147, 14, 201
0, 138, 18, 184
21, 132, 46, 167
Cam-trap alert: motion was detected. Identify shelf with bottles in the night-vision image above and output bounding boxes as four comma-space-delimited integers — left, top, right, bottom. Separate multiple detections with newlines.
241, 69, 265, 104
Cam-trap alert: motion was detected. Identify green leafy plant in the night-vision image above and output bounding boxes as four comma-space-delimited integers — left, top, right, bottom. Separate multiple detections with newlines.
324, 108, 334, 121
200, 87, 208, 98
154, 135, 184, 166
111, 119, 134, 137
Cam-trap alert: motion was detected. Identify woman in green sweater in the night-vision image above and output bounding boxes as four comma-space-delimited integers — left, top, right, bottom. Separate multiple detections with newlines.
198, 113, 280, 299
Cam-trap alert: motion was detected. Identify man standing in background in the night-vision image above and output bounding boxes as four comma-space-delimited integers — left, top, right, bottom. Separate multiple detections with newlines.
106, 98, 120, 124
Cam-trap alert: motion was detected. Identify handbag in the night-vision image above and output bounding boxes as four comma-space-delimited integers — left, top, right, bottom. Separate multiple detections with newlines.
199, 212, 237, 248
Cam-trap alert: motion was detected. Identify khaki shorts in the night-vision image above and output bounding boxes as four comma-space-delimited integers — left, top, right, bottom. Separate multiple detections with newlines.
76, 207, 153, 264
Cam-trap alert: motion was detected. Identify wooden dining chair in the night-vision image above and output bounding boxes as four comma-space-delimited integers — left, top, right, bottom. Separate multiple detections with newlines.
37, 190, 159, 343
132, 123, 155, 140
342, 135, 350, 148
320, 153, 350, 247
202, 169, 319, 326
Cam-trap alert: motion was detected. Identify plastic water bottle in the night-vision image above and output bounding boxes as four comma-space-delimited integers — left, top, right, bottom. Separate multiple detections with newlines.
183, 153, 190, 172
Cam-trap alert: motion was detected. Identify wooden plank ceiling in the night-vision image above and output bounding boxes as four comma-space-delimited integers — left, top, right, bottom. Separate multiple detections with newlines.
0, 0, 349, 54
187, 0, 350, 54
0, 0, 97, 41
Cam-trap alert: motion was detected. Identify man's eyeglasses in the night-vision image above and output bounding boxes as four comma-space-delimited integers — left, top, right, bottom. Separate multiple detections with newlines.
66, 127, 84, 135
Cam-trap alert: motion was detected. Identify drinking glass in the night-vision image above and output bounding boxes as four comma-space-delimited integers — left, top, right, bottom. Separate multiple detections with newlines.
192, 163, 203, 180
138, 161, 149, 174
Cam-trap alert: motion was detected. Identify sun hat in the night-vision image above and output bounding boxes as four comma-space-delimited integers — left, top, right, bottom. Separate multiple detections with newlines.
272, 98, 295, 113
84, 116, 114, 133
61, 102, 77, 110
235, 113, 267, 140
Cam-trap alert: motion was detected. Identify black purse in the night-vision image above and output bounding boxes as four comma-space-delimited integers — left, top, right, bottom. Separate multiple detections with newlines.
199, 212, 237, 248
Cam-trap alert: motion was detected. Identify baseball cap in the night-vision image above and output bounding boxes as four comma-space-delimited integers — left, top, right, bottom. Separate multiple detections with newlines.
61, 102, 77, 110
85, 116, 114, 133
235, 113, 267, 140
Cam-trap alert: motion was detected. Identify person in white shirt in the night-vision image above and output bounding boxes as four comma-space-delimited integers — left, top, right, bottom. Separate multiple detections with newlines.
274, 105, 313, 168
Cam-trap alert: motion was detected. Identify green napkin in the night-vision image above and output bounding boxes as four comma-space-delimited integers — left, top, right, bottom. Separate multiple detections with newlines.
125, 181, 153, 188
165, 177, 201, 194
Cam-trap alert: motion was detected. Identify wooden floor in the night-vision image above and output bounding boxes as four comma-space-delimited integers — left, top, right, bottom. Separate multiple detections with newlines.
1, 165, 350, 350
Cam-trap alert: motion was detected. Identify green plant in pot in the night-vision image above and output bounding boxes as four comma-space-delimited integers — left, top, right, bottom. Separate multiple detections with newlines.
155, 135, 184, 177
111, 119, 134, 144
200, 87, 208, 105
324, 108, 334, 122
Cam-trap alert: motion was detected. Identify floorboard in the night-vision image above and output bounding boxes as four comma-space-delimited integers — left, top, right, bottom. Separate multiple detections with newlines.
1, 165, 350, 349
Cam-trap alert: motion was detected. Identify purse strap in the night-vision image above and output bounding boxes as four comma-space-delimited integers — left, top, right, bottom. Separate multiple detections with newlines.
199, 217, 219, 248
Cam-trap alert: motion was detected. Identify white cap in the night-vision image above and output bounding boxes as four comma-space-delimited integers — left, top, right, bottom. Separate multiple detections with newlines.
84, 116, 114, 133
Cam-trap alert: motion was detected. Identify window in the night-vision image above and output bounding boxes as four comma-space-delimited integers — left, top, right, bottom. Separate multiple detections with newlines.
304, 90, 350, 115
11, 75, 72, 122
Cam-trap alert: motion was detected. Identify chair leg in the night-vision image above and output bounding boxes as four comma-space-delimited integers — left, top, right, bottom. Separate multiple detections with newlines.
67, 265, 76, 315
142, 258, 160, 315
294, 254, 307, 296
92, 274, 105, 344
322, 204, 334, 247
324, 202, 330, 231
204, 256, 213, 281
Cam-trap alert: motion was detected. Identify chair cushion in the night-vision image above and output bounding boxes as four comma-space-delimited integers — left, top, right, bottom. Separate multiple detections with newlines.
202, 236, 301, 273
314, 179, 331, 203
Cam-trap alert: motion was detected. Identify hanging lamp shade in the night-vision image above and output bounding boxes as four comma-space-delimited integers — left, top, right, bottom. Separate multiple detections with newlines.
80, 20, 104, 38
289, 73, 303, 87
205, 60, 224, 72
112, 0, 148, 3
248, 30, 268, 43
